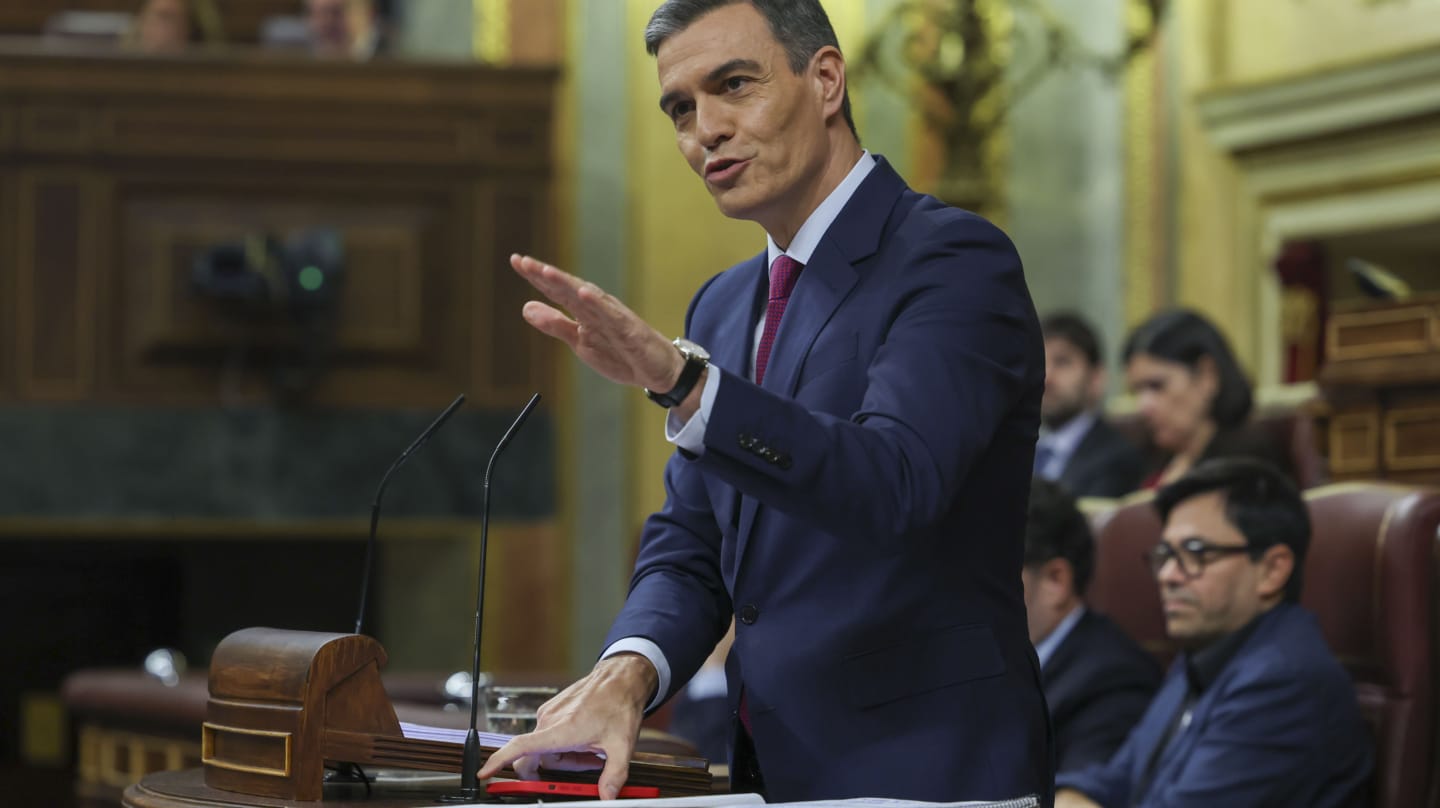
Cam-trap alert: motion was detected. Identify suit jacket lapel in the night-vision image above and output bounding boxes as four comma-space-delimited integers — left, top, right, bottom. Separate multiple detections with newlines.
761, 237, 858, 396
1060, 421, 1103, 488
1131, 674, 1187, 785
1148, 681, 1219, 792
733, 157, 905, 573
762, 156, 904, 396
704, 253, 767, 382
703, 254, 766, 549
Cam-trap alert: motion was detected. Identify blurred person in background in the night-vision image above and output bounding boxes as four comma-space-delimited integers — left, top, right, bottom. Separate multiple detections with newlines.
306, 0, 385, 59
1037, 312, 1143, 497
126, 0, 221, 53
1122, 309, 1292, 489
1023, 478, 1160, 774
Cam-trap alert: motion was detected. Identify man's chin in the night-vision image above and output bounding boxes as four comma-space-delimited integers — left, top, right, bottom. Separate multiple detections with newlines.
1165, 621, 1218, 649
708, 191, 758, 221
1040, 407, 1084, 430
1164, 615, 1192, 637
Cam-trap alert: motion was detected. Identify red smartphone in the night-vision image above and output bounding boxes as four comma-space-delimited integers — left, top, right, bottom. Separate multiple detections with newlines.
486, 780, 662, 800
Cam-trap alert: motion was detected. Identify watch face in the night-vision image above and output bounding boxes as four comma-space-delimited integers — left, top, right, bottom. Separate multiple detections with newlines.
674, 338, 710, 361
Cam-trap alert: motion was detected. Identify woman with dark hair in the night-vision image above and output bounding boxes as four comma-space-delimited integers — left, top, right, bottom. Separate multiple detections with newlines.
1123, 309, 1293, 489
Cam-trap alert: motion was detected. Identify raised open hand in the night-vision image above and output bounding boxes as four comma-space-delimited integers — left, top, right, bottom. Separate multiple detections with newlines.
511, 254, 683, 393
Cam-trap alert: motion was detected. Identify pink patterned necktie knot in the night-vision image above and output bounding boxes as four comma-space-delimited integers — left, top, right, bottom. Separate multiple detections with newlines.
754, 255, 804, 384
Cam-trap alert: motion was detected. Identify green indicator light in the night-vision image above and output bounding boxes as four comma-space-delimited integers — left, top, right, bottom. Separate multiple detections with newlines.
298, 266, 324, 292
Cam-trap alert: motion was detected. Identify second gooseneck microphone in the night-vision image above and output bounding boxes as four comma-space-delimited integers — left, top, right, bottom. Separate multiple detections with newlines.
451, 392, 541, 802
354, 393, 468, 636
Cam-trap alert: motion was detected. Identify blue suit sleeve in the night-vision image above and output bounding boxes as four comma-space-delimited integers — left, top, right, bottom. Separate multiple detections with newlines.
1057, 725, 1142, 808
1056, 678, 1157, 773
601, 272, 734, 706
1139, 664, 1367, 808
697, 215, 1039, 545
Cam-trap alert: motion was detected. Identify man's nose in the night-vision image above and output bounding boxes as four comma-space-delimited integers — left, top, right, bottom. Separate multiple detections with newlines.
1155, 554, 1186, 585
695, 99, 732, 149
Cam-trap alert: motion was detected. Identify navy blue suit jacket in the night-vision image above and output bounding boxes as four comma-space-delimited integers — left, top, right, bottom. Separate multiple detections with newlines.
1056, 418, 1143, 499
604, 158, 1050, 802
1057, 603, 1373, 807
1043, 610, 1161, 774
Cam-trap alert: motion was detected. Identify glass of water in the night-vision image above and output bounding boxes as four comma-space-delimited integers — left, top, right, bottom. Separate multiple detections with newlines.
485, 685, 559, 735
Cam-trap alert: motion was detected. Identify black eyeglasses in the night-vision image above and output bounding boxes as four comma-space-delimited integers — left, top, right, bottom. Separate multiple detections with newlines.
1144, 538, 1254, 578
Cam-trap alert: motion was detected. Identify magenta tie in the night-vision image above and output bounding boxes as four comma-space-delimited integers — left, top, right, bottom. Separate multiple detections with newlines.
738, 257, 802, 739
754, 255, 804, 384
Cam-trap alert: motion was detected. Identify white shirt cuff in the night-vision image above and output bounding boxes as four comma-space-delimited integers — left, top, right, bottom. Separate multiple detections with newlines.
666, 366, 720, 453
600, 637, 671, 713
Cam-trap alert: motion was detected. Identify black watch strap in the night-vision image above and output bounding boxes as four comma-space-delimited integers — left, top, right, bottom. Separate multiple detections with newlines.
645, 342, 708, 408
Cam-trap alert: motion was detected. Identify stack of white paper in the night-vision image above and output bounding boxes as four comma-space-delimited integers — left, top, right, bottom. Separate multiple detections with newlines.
400, 721, 515, 749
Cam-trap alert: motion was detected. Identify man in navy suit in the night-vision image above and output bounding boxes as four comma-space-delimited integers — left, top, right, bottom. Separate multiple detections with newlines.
481, 0, 1049, 803
1056, 459, 1372, 807
1035, 313, 1142, 498
1023, 478, 1159, 774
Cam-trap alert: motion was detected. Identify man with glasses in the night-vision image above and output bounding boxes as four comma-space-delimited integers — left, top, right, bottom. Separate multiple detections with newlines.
1056, 458, 1372, 808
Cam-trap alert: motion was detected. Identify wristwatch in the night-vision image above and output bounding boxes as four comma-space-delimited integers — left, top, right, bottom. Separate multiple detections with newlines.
644, 338, 710, 408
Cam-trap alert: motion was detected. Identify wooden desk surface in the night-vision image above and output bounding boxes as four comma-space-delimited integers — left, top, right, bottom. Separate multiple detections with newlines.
124, 768, 474, 807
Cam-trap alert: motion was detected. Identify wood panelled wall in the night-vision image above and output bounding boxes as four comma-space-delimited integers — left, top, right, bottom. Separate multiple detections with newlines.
0, 41, 556, 410
1321, 297, 1440, 486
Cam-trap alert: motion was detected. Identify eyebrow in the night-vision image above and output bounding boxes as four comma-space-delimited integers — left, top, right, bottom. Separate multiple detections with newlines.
1166, 536, 1246, 550
658, 58, 764, 114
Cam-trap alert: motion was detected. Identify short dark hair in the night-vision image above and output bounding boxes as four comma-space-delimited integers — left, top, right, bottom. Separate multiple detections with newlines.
1024, 478, 1095, 597
1153, 457, 1309, 602
1122, 308, 1253, 429
643, 0, 858, 140
1041, 311, 1103, 367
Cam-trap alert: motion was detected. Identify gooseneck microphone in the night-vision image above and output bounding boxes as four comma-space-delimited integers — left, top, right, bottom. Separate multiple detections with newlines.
354, 393, 467, 636
449, 392, 541, 802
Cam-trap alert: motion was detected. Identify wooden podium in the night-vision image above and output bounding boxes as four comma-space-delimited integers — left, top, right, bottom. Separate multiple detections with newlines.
196, 628, 712, 802
126, 768, 459, 808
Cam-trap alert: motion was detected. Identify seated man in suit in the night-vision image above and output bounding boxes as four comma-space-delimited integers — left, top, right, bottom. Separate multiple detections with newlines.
1056, 458, 1373, 808
1024, 478, 1160, 774
1037, 312, 1143, 498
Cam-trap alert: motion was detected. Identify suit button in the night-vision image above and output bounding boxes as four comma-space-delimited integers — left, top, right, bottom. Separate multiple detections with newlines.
739, 604, 759, 624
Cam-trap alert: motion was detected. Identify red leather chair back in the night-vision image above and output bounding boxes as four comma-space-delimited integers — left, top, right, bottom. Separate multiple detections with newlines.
1084, 493, 1174, 666
1302, 483, 1439, 808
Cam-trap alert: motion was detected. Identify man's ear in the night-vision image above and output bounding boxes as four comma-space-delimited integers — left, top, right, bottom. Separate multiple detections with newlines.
1040, 557, 1075, 604
1256, 544, 1295, 601
810, 45, 847, 122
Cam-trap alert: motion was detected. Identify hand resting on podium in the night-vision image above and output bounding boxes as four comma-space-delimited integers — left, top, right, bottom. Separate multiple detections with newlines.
478, 653, 660, 800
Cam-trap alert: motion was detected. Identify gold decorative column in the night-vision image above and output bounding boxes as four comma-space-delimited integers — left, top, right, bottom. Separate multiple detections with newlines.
473, 0, 511, 63
1123, 17, 1166, 327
